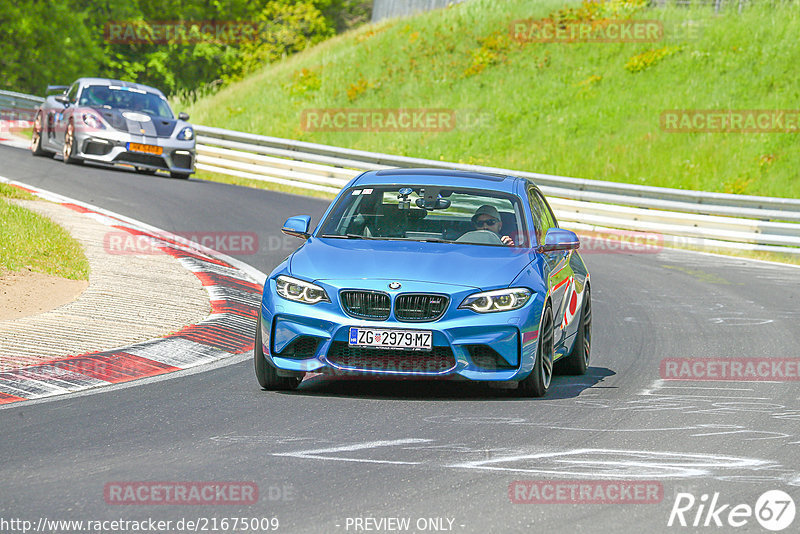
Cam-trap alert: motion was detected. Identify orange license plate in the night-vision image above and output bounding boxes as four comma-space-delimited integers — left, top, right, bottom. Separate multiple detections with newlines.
127, 143, 162, 155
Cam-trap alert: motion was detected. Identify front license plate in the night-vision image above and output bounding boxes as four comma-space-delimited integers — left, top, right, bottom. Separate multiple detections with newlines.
348, 327, 432, 351
127, 142, 163, 155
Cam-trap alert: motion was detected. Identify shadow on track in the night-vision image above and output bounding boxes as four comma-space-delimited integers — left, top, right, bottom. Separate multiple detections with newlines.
57, 155, 192, 181
268, 366, 615, 401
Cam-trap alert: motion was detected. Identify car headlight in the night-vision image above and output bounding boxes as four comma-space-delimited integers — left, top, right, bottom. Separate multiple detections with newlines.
459, 288, 532, 313
177, 126, 194, 140
275, 275, 330, 305
82, 113, 105, 129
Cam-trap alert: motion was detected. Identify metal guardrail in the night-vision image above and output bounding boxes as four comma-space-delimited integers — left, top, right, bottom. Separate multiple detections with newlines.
2, 88, 798, 256
0, 90, 43, 118
0, 90, 43, 139
0, 89, 44, 105
194, 124, 800, 255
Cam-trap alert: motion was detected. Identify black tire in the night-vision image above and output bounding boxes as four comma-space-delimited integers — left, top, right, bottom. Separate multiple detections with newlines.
517, 303, 554, 397
170, 171, 190, 179
62, 120, 82, 164
254, 314, 302, 391
136, 167, 157, 175
30, 111, 52, 157
557, 285, 591, 375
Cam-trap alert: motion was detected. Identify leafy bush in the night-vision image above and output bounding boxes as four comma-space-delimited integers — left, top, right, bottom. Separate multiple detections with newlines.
1, 0, 371, 98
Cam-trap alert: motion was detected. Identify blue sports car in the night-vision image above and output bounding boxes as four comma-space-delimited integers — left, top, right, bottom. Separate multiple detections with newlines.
255, 169, 591, 397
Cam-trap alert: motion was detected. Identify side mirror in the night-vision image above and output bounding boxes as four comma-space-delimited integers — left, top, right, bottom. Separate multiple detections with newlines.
281, 215, 312, 239
539, 228, 580, 253
55, 95, 70, 106
178, 112, 190, 121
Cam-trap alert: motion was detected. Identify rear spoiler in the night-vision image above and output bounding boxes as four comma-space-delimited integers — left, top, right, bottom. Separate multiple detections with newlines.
46, 85, 69, 94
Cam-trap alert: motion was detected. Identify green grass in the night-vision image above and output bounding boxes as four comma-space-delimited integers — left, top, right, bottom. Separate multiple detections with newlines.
185, 0, 800, 198
0, 183, 35, 200
0, 187, 90, 280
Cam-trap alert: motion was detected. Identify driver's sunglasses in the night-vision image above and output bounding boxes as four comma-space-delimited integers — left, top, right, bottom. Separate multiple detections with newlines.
475, 218, 499, 227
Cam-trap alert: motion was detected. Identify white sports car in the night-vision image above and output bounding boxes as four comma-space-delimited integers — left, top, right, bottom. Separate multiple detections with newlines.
30, 77, 195, 179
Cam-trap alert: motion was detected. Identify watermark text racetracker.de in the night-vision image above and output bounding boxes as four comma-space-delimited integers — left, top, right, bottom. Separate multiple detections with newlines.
511, 19, 663, 43
509, 480, 663, 504
104, 481, 259, 505
661, 110, 800, 133
0, 516, 280, 533
104, 230, 259, 256
105, 20, 282, 45
577, 229, 663, 254
299, 108, 493, 133
660, 358, 800, 381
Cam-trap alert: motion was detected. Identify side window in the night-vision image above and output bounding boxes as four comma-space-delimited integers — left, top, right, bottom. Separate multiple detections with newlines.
67, 84, 79, 104
528, 188, 558, 244
534, 190, 557, 232
526, 188, 544, 245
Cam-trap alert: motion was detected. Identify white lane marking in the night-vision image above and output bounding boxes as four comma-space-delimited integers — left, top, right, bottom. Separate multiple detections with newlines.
210, 435, 323, 445
436, 420, 704, 433
708, 317, 774, 325
204, 434, 798, 482
656, 385, 756, 391
638, 379, 770, 399
273, 438, 433, 465
689, 429, 791, 440
420, 416, 789, 438
645, 393, 772, 399
450, 449, 772, 479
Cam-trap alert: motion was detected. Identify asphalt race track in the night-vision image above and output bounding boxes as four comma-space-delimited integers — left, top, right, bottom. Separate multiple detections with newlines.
1, 143, 799, 533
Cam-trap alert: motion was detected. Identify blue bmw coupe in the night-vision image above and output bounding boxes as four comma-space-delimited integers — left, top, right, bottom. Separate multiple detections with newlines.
255, 169, 591, 397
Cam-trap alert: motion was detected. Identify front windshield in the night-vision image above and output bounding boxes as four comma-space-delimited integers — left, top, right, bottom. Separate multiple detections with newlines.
78, 85, 174, 118
318, 185, 528, 247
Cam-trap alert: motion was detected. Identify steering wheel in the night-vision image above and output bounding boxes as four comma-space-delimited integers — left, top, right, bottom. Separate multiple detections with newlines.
455, 229, 504, 245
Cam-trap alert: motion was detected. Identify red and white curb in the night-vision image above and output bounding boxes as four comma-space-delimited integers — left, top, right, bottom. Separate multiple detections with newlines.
0, 179, 266, 405
0, 134, 32, 150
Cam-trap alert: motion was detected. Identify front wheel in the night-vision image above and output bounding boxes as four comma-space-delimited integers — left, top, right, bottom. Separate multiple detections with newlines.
62, 120, 82, 164
31, 111, 52, 157
517, 303, 554, 397
254, 314, 302, 391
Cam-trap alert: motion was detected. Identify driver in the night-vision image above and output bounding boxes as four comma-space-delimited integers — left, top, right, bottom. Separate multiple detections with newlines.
84, 86, 112, 107
472, 205, 515, 246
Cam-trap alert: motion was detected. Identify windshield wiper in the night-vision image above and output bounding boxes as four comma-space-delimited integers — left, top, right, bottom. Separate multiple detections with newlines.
320, 234, 449, 242
319, 233, 378, 240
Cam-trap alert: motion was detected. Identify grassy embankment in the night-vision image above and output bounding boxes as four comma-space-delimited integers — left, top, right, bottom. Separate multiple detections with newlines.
185, 0, 800, 199
182, 0, 800, 265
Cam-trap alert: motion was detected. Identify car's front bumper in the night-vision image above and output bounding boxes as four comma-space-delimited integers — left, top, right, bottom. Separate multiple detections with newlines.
73, 127, 195, 174
259, 278, 545, 382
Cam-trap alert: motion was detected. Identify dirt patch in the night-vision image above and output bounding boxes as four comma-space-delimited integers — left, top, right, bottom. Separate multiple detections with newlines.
0, 270, 88, 320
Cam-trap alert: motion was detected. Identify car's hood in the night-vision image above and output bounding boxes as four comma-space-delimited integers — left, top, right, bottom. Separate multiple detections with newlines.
89, 107, 181, 138
289, 237, 535, 289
